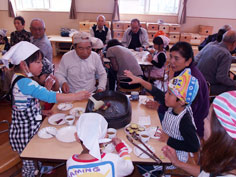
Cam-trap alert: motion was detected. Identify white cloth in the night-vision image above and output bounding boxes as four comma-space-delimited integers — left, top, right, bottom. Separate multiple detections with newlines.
0, 29, 7, 37
159, 35, 170, 48
89, 26, 112, 44
91, 37, 104, 49
76, 113, 109, 160
72, 32, 91, 44
198, 170, 236, 177
55, 50, 107, 93
1, 41, 39, 67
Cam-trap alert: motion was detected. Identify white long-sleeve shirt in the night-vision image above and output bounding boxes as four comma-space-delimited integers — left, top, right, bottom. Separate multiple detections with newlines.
55, 50, 107, 93
66, 142, 134, 177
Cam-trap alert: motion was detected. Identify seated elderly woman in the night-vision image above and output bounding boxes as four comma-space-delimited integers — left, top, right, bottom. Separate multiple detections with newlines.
106, 39, 143, 91
10, 16, 31, 46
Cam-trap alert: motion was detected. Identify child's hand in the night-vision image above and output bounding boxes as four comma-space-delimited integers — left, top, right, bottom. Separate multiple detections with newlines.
145, 100, 160, 110
41, 109, 53, 117
157, 129, 169, 143
112, 138, 122, 146
75, 90, 90, 100
45, 75, 55, 90
147, 54, 153, 62
162, 145, 180, 167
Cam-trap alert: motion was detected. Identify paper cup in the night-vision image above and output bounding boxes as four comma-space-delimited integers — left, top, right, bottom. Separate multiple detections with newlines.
139, 131, 150, 143
107, 128, 117, 139
65, 115, 75, 126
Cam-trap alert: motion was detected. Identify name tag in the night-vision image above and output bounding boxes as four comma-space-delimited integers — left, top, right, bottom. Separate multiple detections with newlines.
35, 114, 42, 121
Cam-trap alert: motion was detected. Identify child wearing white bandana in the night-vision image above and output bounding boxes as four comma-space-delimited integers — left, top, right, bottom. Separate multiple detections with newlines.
66, 113, 134, 177
1, 41, 90, 177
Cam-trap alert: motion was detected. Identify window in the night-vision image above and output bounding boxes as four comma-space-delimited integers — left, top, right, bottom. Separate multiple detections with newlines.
14, 0, 71, 11
119, 0, 180, 15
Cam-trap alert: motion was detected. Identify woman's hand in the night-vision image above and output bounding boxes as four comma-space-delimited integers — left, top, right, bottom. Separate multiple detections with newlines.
75, 90, 90, 100
157, 129, 169, 143
62, 82, 70, 93
124, 70, 142, 84
162, 145, 180, 167
145, 100, 160, 110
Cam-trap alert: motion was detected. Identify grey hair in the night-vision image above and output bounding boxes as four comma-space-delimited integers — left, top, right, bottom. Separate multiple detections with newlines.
223, 30, 236, 44
30, 18, 45, 29
221, 24, 232, 31
96, 15, 105, 22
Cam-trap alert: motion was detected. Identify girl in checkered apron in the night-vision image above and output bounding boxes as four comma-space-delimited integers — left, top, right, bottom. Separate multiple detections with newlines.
1, 41, 90, 177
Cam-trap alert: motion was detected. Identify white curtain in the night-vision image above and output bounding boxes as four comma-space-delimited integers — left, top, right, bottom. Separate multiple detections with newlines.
8, 0, 16, 17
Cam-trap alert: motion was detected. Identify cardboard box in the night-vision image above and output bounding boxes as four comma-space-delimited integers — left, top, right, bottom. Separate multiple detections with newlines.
148, 32, 156, 42
113, 22, 124, 31
147, 23, 159, 31
140, 22, 147, 29
123, 22, 131, 31
169, 24, 181, 34
190, 33, 201, 45
169, 34, 180, 44
113, 31, 124, 39
159, 24, 170, 34
79, 22, 91, 31
199, 25, 213, 35
180, 33, 192, 43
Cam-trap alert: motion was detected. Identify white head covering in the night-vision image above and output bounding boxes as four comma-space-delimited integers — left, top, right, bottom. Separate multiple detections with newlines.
159, 35, 170, 48
76, 113, 110, 160
0, 29, 7, 37
1, 41, 39, 68
91, 37, 104, 49
72, 31, 91, 44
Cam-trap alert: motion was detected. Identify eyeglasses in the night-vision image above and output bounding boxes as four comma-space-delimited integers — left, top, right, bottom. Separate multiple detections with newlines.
77, 46, 92, 51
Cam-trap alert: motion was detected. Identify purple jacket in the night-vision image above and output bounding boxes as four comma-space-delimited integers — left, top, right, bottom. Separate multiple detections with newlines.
150, 62, 209, 137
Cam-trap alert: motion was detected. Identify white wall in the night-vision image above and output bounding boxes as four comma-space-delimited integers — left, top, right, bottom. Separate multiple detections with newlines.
187, 0, 236, 19
0, 0, 8, 10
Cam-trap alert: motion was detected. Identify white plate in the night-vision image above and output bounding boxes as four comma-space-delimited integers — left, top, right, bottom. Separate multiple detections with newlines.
147, 127, 161, 139
133, 144, 155, 159
48, 113, 66, 125
103, 140, 132, 154
69, 107, 85, 117
124, 123, 146, 136
139, 96, 153, 105
38, 127, 57, 139
56, 126, 76, 143
57, 103, 73, 111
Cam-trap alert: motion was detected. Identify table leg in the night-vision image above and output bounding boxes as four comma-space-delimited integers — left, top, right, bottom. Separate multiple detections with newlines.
51, 41, 57, 57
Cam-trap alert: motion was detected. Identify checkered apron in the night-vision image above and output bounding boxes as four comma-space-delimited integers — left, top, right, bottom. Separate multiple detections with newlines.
9, 97, 42, 154
162, 106, 196, 164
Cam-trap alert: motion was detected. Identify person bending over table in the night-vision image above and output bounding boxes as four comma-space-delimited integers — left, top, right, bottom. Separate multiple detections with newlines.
106, 39, 143, 90
162, 91, 236, 177
67, 113, 134, 177
125, 42, 209, 139
55, 32, 107, 93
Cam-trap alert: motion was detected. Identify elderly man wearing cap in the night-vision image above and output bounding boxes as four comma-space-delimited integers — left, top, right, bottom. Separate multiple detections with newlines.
66, 113, 134, 176
55, 32, 107, 93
